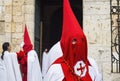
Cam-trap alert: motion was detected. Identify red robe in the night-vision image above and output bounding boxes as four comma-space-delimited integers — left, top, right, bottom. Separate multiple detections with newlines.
17, 51, 27, 81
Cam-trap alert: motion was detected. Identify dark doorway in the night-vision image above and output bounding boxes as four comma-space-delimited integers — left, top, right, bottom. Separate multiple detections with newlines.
34, 0, 83, 62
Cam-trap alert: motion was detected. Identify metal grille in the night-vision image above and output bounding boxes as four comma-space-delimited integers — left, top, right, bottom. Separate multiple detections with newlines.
110, 0, 120, 73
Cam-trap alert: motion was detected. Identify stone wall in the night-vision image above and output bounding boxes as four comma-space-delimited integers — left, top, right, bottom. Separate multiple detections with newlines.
0, 0, 5, 53
84, 0, 120, 81
0, 0, 35, 53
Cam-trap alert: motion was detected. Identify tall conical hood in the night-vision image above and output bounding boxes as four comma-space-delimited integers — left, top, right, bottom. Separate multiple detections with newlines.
60, 0, 89, 67
23, 25, 33, 53
24, 25, 32, 45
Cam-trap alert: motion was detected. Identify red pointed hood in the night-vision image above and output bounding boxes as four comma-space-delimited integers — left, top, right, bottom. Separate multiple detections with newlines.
23, 25, 33, 53
60, 0, 90, 67
24, 25, 32, 45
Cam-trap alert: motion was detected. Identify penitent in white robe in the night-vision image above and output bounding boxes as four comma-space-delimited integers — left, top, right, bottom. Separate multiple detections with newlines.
0, 51, 22, 81
43, 42, 102, 81
27, 50, 42, 81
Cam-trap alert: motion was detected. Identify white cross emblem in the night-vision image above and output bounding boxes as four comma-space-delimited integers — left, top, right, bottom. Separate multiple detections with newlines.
74, 61, 87, 77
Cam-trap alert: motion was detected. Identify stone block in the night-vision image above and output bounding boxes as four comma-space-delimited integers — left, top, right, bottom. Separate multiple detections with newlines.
88, 46, 102, 60
2, 6, 5, 13
102, 30, 111, 46
0, 14, 3, 18
5, 33, 11, 42
24, 0, 34, 5
85, 30, 102, 45
102, 62, 111, 81
4, 0, 12, 5
5, 14, 12, 22
5, 5, 12, 14
12, 44, 20, 52
13, 15, 24, 22
11, 22, 16, 32
0, 21, 5, 34
84, 1, 110, 15
12, 32, 23, 39
0, 35, 5, 43
22, 5, 25, 14
15, 23, 23, 32
5, 22, 11, 32
84, 15, 102, 31
0, 38, 5, 53
16, 38, 23, 44
13, 0, 24, 6
11, 38, 17, 44
0, 0, 3, 5
24, 5, 34, 14
101, 47, 111, 62
101, 22, 110, 31
11, 38, 23, 51
0, 6, 2, 14
13, 5, 22, 15
12, 38, 22, 44
25, 14, 34, 22
0, 13, 5, 20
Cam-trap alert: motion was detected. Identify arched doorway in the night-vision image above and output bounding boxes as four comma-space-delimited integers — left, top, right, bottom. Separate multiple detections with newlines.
34, 0, 83, 62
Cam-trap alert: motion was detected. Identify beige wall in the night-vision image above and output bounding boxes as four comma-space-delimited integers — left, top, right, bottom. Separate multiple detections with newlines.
84, 0, 120, 81
0, 0, 35, 53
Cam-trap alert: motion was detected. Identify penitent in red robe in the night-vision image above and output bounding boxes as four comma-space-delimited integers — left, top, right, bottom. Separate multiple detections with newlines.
17, 25, 42, 81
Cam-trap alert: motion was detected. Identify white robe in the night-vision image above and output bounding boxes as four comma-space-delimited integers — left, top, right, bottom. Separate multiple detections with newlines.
0, 55, 7, 81
47, 42, 63, 68
88, 57, 102, 81
43, 41, 102, 81
0, 51, 22, 81
42, 52, 49, 78
27, 50, 42, 81
43, 64, 64, 81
